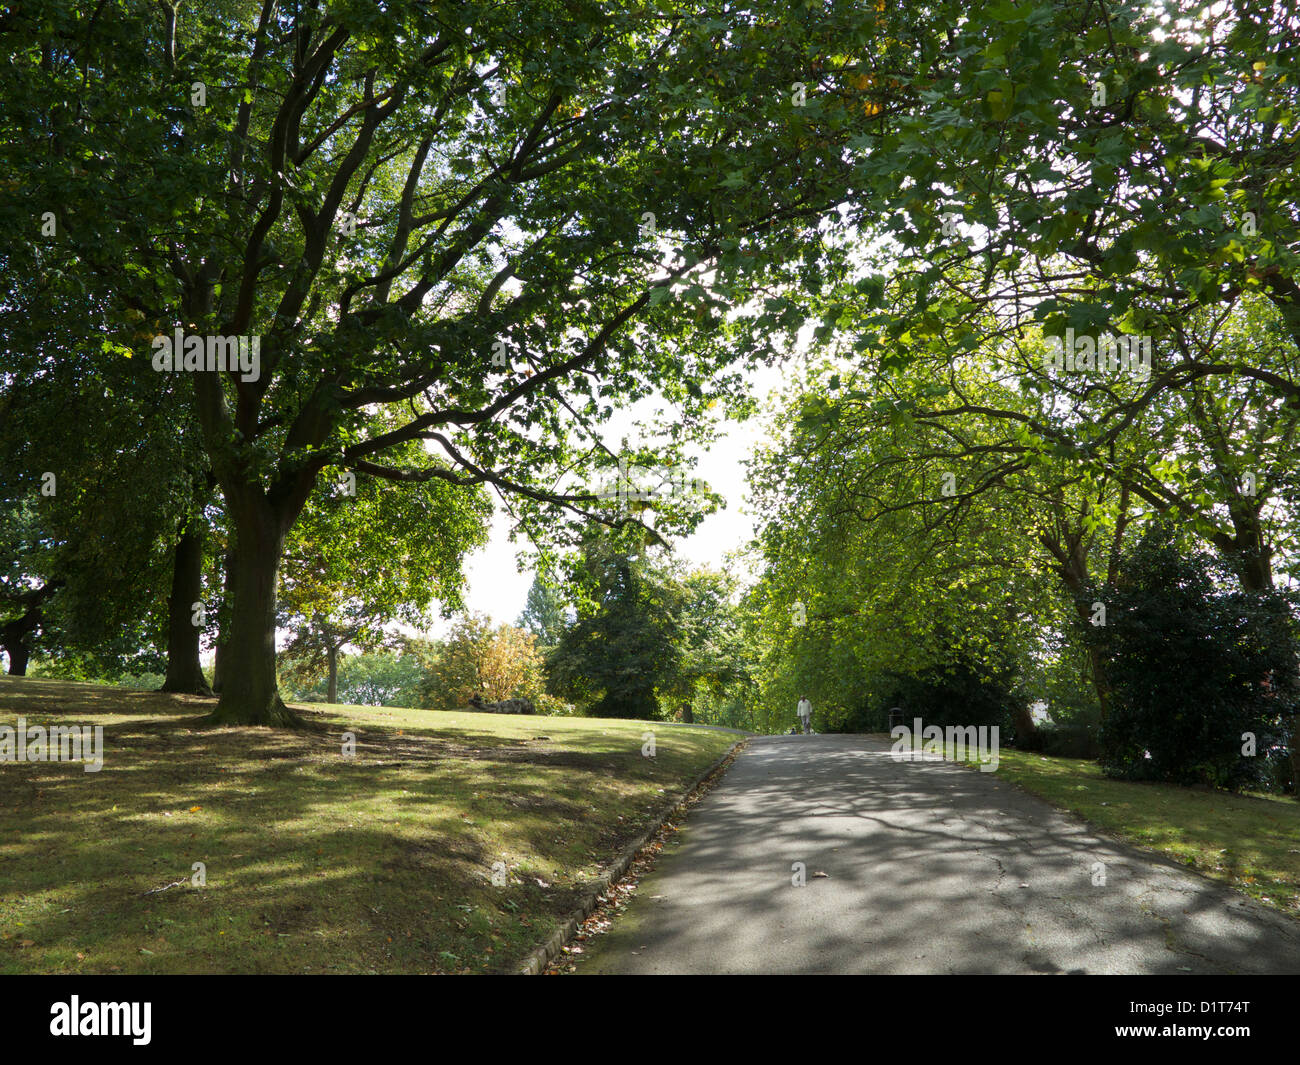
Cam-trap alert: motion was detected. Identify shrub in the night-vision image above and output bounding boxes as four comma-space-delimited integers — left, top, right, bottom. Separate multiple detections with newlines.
1086, 523, 1299, 790
1035, 721, 1102, 760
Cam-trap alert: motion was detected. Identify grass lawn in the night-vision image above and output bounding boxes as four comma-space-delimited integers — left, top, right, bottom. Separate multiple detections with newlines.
925, 739, 1300, 916
0, 676, 741, 974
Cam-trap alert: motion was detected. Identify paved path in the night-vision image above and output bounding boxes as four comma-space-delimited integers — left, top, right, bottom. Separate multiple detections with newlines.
576, 735, 1300, 974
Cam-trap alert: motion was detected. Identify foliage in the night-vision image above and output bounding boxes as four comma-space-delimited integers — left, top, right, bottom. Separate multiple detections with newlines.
516, 574, 568, 649
545, 549, 681, 720
278, 434, 489, 699
1088, 523, 1299, 791
416, 614, 547, 712
280, 649, 426, 708
2, 0, 927, 722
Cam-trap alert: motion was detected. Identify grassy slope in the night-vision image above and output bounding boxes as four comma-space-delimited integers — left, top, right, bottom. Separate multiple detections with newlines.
935, 741, 1300, 915
0, 676, 739, 974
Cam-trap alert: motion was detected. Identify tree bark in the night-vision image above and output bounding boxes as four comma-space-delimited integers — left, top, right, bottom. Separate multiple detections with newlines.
0, 580, 58, 676
327, 643, 339, 704
1041, 528, 1112, 721
206, 499, 299, 727
1209, 497, 1274, 593
1009, 700, 1040, 747
211, 546, 235, 694
161, 521, 213, 695
3, 640, 30, 676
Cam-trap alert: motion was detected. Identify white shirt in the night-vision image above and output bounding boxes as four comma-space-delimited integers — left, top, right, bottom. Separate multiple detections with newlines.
797, 698, 811, 718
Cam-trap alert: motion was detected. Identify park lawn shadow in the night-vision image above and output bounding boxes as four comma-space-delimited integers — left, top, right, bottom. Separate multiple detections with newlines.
0, 677, 735, 974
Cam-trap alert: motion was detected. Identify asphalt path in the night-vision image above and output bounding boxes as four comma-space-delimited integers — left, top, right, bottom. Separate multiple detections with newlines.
576, 734, 1300, 974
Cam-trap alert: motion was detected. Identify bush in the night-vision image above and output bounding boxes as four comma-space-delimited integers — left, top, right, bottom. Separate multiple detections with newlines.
1035, 721, 1102, 760
836, 647, 1028, 740
1086, 523, 1299, 790
416, 615, 548, 711
833, 698, 889, 734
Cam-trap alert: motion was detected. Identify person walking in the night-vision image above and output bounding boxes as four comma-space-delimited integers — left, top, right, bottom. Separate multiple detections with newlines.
796, 695, 812, 735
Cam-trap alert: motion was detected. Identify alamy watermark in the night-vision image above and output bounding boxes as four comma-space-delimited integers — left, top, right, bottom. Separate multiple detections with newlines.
0, 717, 103, 772
1043, 329, 1152, 378
586, 456, 708, 507
890, 716, 999, 773
151, 328, 261, 382
50, 997, 150, 1045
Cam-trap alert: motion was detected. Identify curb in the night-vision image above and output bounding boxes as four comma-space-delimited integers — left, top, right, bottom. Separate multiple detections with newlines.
517, 737, 746, 975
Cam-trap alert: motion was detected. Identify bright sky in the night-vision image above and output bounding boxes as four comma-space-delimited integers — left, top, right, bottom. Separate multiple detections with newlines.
454, 358, 793, 627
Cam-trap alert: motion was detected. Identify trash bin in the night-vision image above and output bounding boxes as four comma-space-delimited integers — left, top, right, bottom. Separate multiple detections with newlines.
887, 707, 904, 731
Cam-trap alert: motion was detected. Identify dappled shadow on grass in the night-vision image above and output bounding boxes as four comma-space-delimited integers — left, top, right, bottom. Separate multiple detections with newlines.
0, 679, 732, 974
0, 675, 209, 719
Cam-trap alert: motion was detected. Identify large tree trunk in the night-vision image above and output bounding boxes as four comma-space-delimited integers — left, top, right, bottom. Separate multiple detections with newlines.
3, 640, 30, 676
207, 501, 299, 727
326, 643, 339, 704
1212, 505, 1273, 593
161, 521, 213, 695
0, 581, 57, 676
1009, 701, 1039, 747
1041, 529, 1112, 721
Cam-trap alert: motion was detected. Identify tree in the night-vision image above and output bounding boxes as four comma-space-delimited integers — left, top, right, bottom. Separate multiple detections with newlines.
1087, 522, 1299, 792
8, 0, 914, 725
0, 365, 194, 681
281, 647, 425, 708
0, 1, 229, 691
516, 574, 568, 649
842, 2, 1299, 382
545, 549, 681, 720
661, 566, 750, 724
417, 613, 546, 712
277, 435, 488, 703
746, 353, 1066, 734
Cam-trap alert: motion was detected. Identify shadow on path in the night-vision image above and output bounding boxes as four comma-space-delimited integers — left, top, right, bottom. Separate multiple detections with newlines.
576, 735, 1300, 975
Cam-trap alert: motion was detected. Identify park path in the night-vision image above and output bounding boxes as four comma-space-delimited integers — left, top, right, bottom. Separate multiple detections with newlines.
575, 734, 1300, 974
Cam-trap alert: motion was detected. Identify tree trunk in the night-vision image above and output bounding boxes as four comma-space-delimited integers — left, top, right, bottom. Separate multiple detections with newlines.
1009, 701, 1039, 747
206, 503, 299, 727
161, 522, 213, 695
211, 547, 235, 694
327, 643, 339, 704
1083, 641, 1112, 722
0, 587, 51, 676
3, 640, 30, 676
1212, 506, 1273, 593
1042, 529, 1112, 721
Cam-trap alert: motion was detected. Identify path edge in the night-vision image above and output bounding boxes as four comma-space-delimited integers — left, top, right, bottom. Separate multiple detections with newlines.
517, 737, 747, 975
